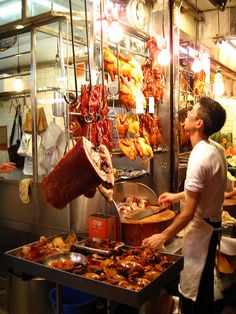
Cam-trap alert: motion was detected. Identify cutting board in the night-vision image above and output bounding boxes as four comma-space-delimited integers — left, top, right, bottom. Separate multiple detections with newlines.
121, 209, 176, 246
124, 205, 168, 220
223, 196, 236, 219
121, 208, 175, 224
223, 196, 236, 207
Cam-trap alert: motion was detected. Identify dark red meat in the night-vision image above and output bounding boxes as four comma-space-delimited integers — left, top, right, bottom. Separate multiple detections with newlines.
40, 137, 108, 209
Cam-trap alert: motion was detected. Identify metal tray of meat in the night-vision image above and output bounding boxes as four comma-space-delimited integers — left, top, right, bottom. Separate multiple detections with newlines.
4, 236, 183, 308
222, 224, 236, 238
72, 238, 125, 255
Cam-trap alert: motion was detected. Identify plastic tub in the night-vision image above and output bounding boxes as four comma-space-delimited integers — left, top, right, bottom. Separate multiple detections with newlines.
49, 286, 97, 314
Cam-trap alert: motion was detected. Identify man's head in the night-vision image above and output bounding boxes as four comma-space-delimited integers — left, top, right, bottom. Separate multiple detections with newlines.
186, 97, 226, 137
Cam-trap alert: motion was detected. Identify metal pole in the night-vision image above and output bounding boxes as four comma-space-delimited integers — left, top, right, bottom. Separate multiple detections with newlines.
56, 283, 63, 314
30, 28, 38, 183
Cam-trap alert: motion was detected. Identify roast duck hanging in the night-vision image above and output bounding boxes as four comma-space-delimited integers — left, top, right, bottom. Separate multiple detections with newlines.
103, 47, 146, 112
193, 69, 206, 95
68, 84, 115, 152
141, 37, 166, 104
116, 113, 163, 162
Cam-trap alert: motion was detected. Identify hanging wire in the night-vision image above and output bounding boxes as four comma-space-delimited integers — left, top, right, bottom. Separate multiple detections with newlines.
64, 0, 78, 104
17, 35, 20, 74
55, 39, 60, 67
100, 0, 105, 88
217, 10, 220, 62
162, 0, 165, 40
195, 0, 199, 50
85, 0, 92, 88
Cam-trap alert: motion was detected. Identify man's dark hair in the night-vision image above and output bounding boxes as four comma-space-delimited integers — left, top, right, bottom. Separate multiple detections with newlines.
197, 97, 226, 137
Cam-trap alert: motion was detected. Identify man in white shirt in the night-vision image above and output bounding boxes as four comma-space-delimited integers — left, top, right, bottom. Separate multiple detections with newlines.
143, 97, 227, 314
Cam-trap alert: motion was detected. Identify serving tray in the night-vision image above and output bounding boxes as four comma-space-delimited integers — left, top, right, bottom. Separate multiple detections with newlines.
4, 234, 183, 307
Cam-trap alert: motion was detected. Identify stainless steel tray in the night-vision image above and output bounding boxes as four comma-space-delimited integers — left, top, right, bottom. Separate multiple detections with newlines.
4, 235, 183, 307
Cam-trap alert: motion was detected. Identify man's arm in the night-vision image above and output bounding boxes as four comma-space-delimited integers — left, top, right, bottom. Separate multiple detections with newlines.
143, 190, 200, 249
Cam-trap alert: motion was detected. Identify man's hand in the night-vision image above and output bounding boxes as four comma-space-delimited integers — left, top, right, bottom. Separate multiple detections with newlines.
158, 191, 185, 205
142, 233, 166, 250
143, 189, 199, 249
0, 162, 16, 173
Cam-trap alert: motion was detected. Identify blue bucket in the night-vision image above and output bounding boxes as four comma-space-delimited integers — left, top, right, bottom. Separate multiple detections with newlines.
49, 286, 97, 314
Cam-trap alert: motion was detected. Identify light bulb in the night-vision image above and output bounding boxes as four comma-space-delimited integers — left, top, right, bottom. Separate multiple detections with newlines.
14, 76, 23, 92
96, 18, 109, 32
213, 71, 224, 97
108, 20, 123, 43
157, 48, 170, 66
191, 56, 202, 73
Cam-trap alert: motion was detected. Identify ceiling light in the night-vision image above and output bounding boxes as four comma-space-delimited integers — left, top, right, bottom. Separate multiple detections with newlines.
108, 20, 123, 43
15, 25, 24, 30
98, 1, 123, 44
191, 0, 202, 73
14, 36, 24, 92
191, 53, 202, 72
14, 77, 23, 92
157, 0, 170, 66
157, 44, 170, 66
213, 66, 224, 97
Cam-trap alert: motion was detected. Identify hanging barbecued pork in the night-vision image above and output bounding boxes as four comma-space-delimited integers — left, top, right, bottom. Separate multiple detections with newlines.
40, 137, 114, 209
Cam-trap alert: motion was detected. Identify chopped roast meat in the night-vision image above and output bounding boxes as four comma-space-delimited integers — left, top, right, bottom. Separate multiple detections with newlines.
98, 144, 115, 202
40, 137, 114, 209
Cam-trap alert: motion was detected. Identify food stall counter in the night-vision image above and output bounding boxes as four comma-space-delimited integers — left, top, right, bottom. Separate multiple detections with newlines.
4, 234, 183, 313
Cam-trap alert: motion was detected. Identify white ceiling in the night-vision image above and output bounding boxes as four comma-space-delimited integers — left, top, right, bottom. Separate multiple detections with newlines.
180, 0, 236, 72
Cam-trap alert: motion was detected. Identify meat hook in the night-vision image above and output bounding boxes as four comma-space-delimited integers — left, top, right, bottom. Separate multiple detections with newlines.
64, 0, 78, 105
85, 0, 92, 89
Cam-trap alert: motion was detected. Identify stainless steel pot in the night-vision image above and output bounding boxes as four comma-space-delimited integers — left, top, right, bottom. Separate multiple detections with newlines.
8, 273, 54, 314
52, 91, 65, 117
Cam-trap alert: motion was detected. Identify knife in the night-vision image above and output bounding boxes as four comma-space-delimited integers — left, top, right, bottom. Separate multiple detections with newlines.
124, 205, 168, 220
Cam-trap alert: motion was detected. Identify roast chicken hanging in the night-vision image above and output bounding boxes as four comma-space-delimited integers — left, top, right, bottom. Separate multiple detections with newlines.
103, 47, 146, 111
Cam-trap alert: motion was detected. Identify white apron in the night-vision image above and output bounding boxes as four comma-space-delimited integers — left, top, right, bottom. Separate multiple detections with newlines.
179, 215, 215, 301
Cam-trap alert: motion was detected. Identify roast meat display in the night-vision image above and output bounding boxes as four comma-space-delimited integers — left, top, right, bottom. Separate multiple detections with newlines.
18, 234, 175, 292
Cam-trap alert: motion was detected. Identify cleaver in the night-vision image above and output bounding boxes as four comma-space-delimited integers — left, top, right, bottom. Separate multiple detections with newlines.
124, 205, 168, 220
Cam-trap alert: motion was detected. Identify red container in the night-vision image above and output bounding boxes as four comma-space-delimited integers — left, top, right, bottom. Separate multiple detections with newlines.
88, 213, 117, 240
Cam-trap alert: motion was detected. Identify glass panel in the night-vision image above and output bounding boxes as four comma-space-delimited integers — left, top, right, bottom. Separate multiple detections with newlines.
27, 0, 85, 17
27, 0, 52, 16
0, 0, 21, 25
0, 33, 31, 94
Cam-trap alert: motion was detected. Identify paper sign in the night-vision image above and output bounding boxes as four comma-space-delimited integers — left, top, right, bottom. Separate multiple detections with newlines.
149, 97, 155, 113
135, 96, 144, 114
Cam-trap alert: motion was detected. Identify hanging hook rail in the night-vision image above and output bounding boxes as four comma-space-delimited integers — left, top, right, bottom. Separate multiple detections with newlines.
85, 0, 92, 88
64, 0, 78, 104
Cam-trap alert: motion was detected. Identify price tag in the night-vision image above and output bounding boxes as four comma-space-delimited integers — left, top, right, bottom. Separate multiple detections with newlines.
135, 96, 144, 114
149, 97, 155, 113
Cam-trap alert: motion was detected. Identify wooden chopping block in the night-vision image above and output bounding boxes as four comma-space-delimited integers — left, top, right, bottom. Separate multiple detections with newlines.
120, 209, 175, 246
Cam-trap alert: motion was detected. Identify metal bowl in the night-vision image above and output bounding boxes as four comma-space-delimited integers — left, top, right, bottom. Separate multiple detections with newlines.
44, 252, 87, 267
